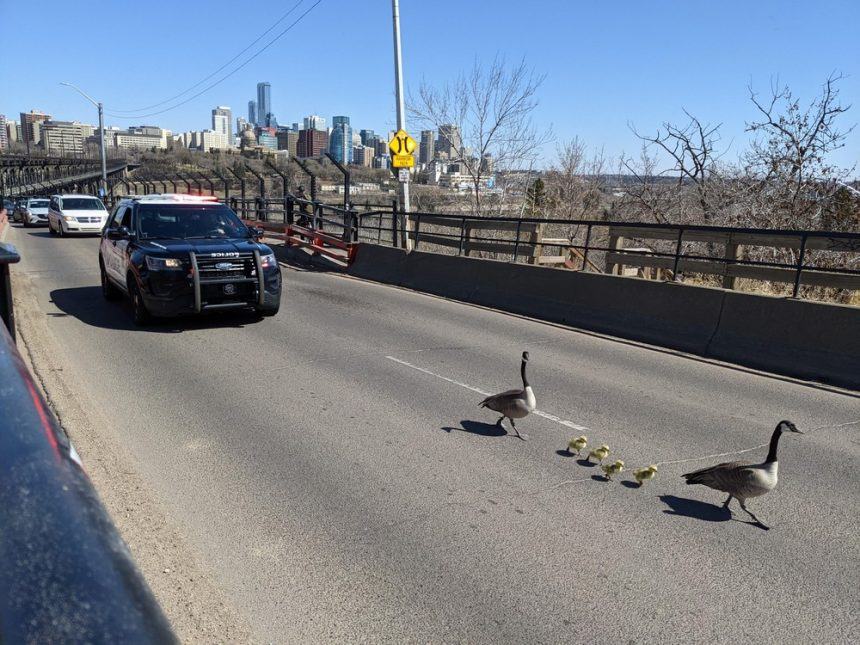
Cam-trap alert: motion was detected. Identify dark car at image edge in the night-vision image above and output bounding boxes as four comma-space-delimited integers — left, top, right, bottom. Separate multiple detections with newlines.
99, 194, 281, 325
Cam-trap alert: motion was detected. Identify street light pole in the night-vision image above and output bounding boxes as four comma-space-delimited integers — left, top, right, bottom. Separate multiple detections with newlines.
391, 0, 412, 249
97, 101, 107, 198
60, 82, 108, 198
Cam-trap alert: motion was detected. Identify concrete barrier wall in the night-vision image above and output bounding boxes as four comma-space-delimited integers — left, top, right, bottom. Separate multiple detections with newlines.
349, 244, 860, 390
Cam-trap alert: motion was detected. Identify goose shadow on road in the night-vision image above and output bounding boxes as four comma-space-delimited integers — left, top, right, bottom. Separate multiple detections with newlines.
659, 495, 769, 530
441, 420, 508, 438
49, 286, 263, 333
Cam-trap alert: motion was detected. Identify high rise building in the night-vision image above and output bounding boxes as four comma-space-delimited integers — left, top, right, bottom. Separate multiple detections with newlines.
257, 128, 277, 150
256, 82, 271, 126
212, 106, 232, 143
297, 128, 328, 158
277, 129, 299, 157
359, 129, 375, 146
248, 100, 257, 125
20, 110, 51, 152
41, 121, 95, 155
353, 145, 374, 167
303, 114, 325, 131
437, 124, 462, 159
0, 115, 7, 150
236, 116, 249, 136
420, 129, 435, 164
5, 119, 20, 145
199, 130, 230, 151
328, 116, 352, 164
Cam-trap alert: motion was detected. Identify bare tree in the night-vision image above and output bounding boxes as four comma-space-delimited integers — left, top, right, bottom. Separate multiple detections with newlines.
544, 137, 608, 220
410, 57, 552, 215
744, 72, 855, 229
628, 111, 727, 223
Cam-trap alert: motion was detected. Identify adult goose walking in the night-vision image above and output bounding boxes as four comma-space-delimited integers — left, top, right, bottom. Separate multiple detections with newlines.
479, 351, 536, 440
682, 420, 802, 528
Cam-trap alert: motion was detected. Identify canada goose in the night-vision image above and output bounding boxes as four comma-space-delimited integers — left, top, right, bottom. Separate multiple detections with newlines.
587, 445, 610, 464
567, 435, 588, 456
479, 351, 536, 440
600, 459, 624, 481
634, 465, 658, 486
681, 420, 802, 527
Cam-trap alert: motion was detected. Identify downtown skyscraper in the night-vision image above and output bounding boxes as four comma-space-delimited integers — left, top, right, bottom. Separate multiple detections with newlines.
256, 82, 271, 126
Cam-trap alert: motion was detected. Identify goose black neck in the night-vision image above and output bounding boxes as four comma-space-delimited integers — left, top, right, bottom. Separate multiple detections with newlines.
765, 426, 783, 463
521, 359, 530, 388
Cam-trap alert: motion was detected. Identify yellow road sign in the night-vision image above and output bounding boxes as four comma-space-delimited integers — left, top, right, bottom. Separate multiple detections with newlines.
389, 129, 416, 168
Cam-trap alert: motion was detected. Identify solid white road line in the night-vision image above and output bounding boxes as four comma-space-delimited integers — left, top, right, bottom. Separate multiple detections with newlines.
385, 355, 590, 433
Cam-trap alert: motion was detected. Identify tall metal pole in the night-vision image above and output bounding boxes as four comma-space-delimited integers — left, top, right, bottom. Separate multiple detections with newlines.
60, 82, 108, 198
391, 0, 412, 250
97, 102, 107, 198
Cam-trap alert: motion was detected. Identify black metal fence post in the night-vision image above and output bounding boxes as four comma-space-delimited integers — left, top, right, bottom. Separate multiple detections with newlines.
792, 234, 808, 298
581, 224, 593, 271
413, 213, 422, 249
512, 218, 523, 263
672, 228, 684, 281
458, 217, 466, 256
286, 196, 294, 225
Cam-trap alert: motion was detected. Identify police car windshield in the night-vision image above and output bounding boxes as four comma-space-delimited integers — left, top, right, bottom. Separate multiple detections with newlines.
137, 204, 250, 240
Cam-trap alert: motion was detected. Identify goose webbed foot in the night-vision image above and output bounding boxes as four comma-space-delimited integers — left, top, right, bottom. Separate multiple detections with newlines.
739, 502, 768, 529
496, 416, 505, 427
510, 420, 528, 441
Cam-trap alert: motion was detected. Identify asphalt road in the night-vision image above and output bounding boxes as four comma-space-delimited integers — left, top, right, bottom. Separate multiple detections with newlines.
8, 224, 860, 644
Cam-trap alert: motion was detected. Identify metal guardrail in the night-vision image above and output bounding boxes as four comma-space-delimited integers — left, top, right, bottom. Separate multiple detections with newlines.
354, 211, 860, 299
0, 244, 176, 642
99, 168, 860, 299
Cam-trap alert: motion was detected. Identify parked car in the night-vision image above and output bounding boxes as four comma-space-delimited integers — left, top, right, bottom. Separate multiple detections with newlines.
99, 194, 281, 324
48, 194, 108, 236
18, 197, 51, 227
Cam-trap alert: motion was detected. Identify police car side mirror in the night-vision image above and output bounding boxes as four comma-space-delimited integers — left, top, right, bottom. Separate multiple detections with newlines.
248, 226, 263, 239
107, 226, 131, 240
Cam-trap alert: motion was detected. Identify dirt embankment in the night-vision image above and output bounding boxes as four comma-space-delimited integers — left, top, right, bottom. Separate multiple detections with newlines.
12, 270, 255, 644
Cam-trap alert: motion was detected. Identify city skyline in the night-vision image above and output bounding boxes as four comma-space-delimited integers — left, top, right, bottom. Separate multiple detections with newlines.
0, 0, 858, 171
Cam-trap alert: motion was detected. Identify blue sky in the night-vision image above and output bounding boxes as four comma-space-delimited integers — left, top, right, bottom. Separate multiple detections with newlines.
2, 0, 858, 173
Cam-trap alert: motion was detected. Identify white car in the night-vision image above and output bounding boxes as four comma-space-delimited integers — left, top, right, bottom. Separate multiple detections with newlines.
48, 194, 109, 236
18, 197, 51, 227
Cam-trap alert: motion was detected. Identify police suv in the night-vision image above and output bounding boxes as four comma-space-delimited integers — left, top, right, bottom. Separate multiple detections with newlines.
99, 194, 281, 325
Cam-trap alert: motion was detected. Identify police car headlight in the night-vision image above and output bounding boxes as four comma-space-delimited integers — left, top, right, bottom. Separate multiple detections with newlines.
260, 253, 277, 269
145, 256, 182, 270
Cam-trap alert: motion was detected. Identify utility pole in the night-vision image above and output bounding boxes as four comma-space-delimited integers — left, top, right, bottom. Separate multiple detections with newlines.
60, 82, 108, 198
391, 0, 412, 249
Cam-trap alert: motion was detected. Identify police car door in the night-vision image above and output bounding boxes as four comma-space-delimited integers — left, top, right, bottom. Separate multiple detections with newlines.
107, 206, 131, 282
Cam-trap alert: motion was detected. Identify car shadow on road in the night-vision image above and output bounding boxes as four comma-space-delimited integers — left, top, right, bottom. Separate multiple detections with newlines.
49, 286, 263, 334
22, 230, 54, 238
441, 420, 508, 438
